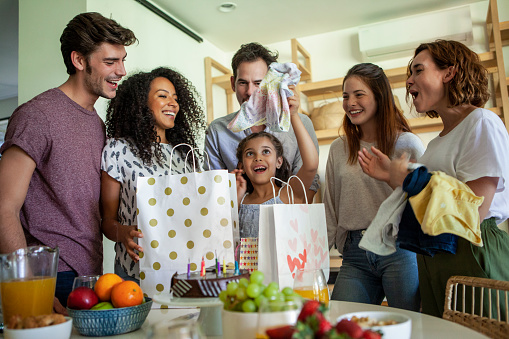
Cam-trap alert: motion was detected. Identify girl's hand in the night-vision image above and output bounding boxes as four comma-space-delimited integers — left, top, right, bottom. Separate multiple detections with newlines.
287, 85, 300, 116
232, 169, 247, 205
120, 225, 143, 262
358, 146, 391, 183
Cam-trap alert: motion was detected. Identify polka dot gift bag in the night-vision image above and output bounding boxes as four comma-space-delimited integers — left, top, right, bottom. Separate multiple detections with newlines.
136, 144, 239, 302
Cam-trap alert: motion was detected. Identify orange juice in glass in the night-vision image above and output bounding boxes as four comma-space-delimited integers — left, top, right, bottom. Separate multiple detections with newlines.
293, 268, 330, 306
0, 246, 59, 324
293, 286, 330, 306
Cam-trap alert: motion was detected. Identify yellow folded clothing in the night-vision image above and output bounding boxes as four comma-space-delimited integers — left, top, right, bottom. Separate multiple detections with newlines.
409, 171, 484, 246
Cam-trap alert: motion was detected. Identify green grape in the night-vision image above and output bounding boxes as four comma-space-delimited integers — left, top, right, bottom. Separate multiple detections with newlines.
241, 299, 257, 313
263, 285, 278, 299
267, 282, 279, 291
219, 290, 228, 302
238, 277, 249, 288
226, 282, 238, 297
246, 283, 261, 298
250, 270, 265, 285
236, 286, 247, 301
274, 292, 286, 303
284, 293, 301, 303
254, 294, 267, 307
282, 287, 294, 297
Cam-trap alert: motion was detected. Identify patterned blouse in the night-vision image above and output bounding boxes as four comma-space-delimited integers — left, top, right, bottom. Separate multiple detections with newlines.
101, 138, 191, 279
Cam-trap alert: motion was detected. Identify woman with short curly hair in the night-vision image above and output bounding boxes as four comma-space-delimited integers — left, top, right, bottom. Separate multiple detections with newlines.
359, 40, 509, 317
100, 67, 206, 282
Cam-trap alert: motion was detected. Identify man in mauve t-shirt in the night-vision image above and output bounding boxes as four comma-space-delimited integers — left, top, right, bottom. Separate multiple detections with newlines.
0, 12, 137, 311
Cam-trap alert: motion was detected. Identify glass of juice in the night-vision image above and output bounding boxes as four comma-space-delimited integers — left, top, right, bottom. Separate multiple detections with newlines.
293, 268, 330, 306
0, 246, 59, 324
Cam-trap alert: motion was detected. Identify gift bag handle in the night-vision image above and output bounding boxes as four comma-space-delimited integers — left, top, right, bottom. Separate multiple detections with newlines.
185, 148, 211, 172
169, 143, 197, 173
269, 175, 308, 205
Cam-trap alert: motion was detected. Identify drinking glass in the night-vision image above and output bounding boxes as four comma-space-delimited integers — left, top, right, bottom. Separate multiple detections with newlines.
256, 298, 302, 339
0, 246, 59, 322
293, 268, 330, 306
72, 275, 100, 290
145, 317, 205, 339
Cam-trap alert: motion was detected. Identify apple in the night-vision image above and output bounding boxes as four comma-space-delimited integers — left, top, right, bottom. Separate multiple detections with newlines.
67, 286, 99, 310
91, 301, 114, 310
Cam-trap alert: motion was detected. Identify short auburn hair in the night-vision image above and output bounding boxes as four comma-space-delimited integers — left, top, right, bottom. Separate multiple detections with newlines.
407, 40, 489, 118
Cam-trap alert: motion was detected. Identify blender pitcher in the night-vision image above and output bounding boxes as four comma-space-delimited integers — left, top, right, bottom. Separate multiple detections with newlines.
0, 246, 59, 324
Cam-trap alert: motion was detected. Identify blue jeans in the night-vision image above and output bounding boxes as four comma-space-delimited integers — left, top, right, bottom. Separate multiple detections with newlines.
55, 271, 77, 307
331, 230, 420, 311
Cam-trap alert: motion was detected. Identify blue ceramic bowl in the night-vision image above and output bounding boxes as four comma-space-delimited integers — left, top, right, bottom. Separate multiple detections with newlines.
67, 298, 152, 336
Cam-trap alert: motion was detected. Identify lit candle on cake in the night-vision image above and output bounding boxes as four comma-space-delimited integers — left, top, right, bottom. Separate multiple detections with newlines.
200, 256, 205, 277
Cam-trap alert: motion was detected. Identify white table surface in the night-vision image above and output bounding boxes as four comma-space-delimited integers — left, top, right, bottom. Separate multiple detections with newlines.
61, 300, 489, 339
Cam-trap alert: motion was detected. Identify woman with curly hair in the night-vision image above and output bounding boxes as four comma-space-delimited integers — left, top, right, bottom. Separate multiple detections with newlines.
100, 67, 206, 282
359, 40, 509, 317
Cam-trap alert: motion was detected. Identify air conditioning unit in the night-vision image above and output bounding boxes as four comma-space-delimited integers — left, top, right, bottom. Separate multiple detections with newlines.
358, 6, 473, 61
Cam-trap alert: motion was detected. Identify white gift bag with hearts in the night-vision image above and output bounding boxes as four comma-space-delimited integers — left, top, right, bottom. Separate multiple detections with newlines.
258, 177, 329, 288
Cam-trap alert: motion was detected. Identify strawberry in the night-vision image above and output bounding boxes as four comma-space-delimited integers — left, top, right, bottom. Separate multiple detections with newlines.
297, 300, 322, 322
316, 316, 332, 338
362, 330, 382, 339
265, 325, 295, 339
335, 319, 364, 339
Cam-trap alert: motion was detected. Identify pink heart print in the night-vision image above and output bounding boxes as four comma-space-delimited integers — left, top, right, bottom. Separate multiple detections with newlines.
290, 219, 299, 232
311, 229, 318, 242
288, 238, 297, 252
299, 205, 309, 213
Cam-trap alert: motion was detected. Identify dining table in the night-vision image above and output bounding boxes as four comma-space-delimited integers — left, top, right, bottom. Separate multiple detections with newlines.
61, 300, 488, 339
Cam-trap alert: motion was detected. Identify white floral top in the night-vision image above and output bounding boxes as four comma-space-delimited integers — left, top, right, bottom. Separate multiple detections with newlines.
101, 138, 191, 279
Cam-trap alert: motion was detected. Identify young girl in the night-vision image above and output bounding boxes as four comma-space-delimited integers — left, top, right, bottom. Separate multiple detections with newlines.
324, 63, 425, 311
100, 67, 206, 282
234, 87, 319, 238
359, 40, 509, 317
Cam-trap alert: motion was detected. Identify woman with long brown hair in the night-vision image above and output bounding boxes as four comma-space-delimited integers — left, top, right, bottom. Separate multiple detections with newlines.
325, 63, 424, 311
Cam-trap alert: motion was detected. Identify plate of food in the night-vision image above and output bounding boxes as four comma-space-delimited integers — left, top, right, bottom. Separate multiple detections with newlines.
337, 311, 412, 339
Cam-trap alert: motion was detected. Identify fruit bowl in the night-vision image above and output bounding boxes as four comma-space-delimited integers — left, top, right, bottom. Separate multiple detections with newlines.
3, 316, 72, 339
67, 298, 152, 336
337, 311, 412, 339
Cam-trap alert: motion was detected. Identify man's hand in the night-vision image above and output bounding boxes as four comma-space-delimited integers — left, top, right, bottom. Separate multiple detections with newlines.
53, 297, 68, 315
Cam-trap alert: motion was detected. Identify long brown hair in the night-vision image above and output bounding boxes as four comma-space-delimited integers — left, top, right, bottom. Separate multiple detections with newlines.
342, 63, 411, 164
406, 40, 489, 118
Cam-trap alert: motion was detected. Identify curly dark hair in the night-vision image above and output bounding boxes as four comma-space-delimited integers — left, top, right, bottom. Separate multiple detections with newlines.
60, 12, 137, 75
406, 40, 490, 118
235, 132, 291, 194
231, 42, 279, 80
343, 63, 411, 164
105, 67, 206, 167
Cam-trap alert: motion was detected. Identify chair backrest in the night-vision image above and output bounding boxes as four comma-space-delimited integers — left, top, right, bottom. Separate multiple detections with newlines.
443, 275, 509, 338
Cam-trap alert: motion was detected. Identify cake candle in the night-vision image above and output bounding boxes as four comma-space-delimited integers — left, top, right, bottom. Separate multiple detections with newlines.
223, 258, 226, 274
200, 256, 205, 277
235, 260, 239, 275
215, 250, 219, 275
187, 258, 191, 278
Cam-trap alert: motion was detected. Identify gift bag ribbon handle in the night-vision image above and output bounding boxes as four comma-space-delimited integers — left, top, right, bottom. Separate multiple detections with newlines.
269, 175, 308, 205
169, 143, 198, 173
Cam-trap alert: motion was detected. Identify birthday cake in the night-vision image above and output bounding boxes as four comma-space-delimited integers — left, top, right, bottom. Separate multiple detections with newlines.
170, 269, 250, 298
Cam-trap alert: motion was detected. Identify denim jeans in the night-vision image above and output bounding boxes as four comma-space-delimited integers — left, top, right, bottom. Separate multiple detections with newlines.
331, 230, 420, 311
55, 271, 77, 307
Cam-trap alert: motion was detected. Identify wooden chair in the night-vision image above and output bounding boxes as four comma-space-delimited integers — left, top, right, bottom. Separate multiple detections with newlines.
443, 275, 509, 338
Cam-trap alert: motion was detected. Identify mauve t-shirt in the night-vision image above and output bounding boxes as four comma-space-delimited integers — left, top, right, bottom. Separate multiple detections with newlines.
0, 88, 105, 275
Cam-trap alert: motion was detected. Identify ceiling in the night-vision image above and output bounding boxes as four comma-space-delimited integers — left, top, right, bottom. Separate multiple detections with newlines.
151, 0, 483, 52
0, 0, 483, 101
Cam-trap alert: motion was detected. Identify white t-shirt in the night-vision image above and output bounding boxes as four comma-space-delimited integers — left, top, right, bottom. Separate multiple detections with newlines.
101, 138, 191, 278
419, 108, 509, 224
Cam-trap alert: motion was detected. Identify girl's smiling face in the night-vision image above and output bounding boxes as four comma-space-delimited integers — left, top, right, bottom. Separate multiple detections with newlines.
342, 76, 377, 129
239, 136, 283, 185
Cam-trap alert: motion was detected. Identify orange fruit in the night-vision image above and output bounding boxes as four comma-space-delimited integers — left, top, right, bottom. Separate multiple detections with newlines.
111, 281, 144, 308
94, 273, 123, 301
